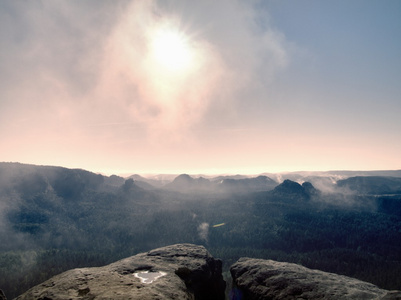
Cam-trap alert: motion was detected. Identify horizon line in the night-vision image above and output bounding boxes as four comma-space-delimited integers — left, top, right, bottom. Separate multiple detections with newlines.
2, 161, 401, 178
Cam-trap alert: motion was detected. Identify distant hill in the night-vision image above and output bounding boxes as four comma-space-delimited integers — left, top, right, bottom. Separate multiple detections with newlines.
218, 175, 277, 193
163, 174, 213, 192
263, 170, 401, 185
273, 179, 307, 195
268, 179, 318, 202
337, 176, 401, 195
162, 174, 278, 193
211, 174, 250, 181
128, 174, 166, 189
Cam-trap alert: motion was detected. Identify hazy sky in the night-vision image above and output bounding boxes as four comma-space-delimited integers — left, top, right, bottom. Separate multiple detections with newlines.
1, 0, 400, 175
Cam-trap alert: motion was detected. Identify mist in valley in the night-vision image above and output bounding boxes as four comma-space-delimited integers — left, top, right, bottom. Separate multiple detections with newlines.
1, 162, 401, 298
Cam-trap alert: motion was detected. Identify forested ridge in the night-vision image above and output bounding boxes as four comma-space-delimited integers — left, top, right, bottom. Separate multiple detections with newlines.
1, 163, 401, 298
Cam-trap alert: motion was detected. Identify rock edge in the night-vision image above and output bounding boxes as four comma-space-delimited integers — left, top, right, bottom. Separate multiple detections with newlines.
230, 257, 401, 299
14, 244, 225, 300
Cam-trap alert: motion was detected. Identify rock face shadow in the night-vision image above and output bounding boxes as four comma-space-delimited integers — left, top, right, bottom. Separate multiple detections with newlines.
134, 271, 167, 284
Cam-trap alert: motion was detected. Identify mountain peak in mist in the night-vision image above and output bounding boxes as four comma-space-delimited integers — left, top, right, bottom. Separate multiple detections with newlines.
272, 179, 317, 200
274, 179, 304, 193
164, 174, 212, 192
302, 181, 319, 196
174, 174, 194, 183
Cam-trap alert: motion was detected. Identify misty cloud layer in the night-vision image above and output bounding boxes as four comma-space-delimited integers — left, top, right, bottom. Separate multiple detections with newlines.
197, 222, 210, 242
0, 1, 287, 148
1, 0, 400, 174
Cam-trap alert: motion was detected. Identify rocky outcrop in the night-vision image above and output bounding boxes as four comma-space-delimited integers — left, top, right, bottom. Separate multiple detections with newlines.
230, 258, 401, 300
270, 179, 314, 201
15, 244, 225, 300
13, 245, 401, 300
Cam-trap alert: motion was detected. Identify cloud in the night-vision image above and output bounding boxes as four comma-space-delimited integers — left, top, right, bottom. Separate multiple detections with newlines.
93, 1, 225, 141
197, 222, 209, 242
0, 0, 290, 170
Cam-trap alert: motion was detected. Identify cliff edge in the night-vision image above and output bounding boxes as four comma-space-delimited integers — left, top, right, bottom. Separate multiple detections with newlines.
14, 244, 225, 300
230, 257, 401, 299
12, 245, 401, 299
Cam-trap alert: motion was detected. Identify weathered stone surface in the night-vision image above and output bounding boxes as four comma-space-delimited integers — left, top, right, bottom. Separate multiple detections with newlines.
14, 246, 401, 300
230, 258, 401, 300
14, 244, 225, 300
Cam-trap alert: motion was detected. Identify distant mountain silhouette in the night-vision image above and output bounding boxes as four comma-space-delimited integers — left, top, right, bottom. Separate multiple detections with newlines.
273, 179, 304, 193
128, 174, 165, 189
337, 176, 401, 195
212, 174, 250, 181
163, 174, 212, 192
301, 181, 320, 197
218, 175, 277, 193
104, 174, 126, 187
120, 178, 145, 193
270, 179, 318, 201
164, 174, 278, 193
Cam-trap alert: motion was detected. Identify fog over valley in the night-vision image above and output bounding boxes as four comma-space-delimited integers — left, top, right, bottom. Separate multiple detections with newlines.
1, 162, 401, 298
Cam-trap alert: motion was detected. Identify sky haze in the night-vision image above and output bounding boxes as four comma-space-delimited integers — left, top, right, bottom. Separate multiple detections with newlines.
1, 0, 400, 175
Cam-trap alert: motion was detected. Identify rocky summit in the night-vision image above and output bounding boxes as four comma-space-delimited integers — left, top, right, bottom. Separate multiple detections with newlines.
14, 244, 225, 300
230, 258, 401, 300
11, 244, 401, 300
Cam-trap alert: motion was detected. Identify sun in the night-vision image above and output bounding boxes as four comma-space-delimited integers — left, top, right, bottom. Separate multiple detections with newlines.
149, 25, 193, 72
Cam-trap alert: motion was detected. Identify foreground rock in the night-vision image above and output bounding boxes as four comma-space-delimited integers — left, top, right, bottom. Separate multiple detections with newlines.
230, 258, 401, 300
15, 244, 225, 300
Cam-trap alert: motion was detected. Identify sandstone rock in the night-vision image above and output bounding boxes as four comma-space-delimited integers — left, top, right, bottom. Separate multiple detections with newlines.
230, 258, 401, 300
15, 244, 225, 300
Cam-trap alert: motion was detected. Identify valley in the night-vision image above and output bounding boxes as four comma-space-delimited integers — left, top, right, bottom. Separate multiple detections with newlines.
1, 163, 401, 298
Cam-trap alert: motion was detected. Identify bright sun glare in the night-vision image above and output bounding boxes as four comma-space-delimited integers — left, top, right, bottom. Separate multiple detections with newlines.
150, 26, 193, 72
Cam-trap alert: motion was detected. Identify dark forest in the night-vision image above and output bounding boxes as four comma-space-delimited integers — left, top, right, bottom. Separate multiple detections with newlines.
1, 163, 401, 298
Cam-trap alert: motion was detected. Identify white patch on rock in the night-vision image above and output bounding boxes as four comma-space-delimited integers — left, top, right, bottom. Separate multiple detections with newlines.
134, 271, 167, 284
